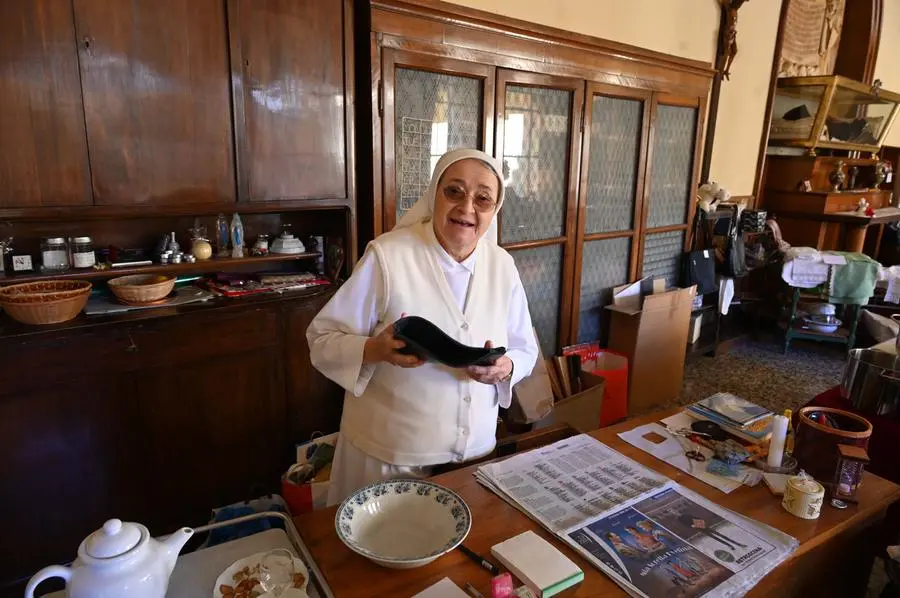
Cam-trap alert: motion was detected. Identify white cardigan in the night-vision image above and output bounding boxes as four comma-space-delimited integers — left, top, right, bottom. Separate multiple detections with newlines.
307, 221, 538, 466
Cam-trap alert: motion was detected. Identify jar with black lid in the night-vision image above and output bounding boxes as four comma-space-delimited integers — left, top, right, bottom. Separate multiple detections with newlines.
71, 236, 96, 269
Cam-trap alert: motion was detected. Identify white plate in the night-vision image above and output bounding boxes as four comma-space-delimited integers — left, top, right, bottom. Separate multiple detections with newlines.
213, 550, 309, 598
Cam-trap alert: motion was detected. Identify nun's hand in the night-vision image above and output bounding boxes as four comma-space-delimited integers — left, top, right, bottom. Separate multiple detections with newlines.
363, 314, 425, 368
467, 341, 513, 385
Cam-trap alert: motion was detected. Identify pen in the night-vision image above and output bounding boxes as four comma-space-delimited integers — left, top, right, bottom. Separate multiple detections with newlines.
458, 544, 499, 575
464, 582, 484, 598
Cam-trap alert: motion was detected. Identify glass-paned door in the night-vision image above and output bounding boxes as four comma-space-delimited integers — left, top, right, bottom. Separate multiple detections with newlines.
497, 70, 584, 356
638, 95, 704, 284
381, 50, 495, 230
572, 84, 650, 343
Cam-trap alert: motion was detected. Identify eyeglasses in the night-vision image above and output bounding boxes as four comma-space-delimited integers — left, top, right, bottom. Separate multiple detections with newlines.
441, 184, 497, 213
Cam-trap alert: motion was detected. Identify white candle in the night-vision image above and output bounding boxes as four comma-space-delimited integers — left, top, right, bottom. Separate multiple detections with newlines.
768, 415, 790, 469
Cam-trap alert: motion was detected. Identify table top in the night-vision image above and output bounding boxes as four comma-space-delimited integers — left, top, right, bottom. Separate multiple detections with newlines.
294, 408, 900, 597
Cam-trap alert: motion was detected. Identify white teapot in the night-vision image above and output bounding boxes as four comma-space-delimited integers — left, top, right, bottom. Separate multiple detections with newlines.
25, 518, 193, 598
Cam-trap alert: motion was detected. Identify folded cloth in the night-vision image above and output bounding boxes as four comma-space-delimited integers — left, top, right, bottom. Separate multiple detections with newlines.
884, 265, 900, 304
785, 247, 821, 262
829, 252, 880, 305
782, 259, 830, 288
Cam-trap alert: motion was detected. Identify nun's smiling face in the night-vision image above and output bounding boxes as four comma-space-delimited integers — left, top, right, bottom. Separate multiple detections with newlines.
432, 159, 499, 261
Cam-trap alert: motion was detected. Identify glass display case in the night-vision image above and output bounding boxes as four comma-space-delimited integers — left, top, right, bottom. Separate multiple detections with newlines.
769, 75, 900, 153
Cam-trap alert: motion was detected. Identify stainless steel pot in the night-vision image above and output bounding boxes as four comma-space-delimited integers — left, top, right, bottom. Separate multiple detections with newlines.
841, 348, 900, 417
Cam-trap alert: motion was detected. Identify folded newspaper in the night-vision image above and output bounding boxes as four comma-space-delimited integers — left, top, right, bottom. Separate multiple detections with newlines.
475, 434, 798, 598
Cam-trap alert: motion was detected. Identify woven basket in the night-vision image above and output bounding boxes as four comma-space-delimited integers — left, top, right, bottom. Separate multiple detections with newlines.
0, 280, 92, 325
108, 274, 175, 304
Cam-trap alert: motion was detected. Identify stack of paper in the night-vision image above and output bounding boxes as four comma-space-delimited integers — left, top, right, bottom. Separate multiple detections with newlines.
476, 435, 798, 598
687, 393, 774, 444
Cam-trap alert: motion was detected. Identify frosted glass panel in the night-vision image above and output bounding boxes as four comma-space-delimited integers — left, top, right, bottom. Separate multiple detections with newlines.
501, 85, 572, 243
511, 244, 563, 356
394, 68, 482, 221
642, 230, 684, 288
578, 237, 631, 343
584, 96, 642, 234
647, 105, 697, 228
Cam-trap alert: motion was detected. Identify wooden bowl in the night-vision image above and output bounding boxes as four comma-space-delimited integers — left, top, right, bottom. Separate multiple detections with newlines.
108, 274, 176, 305
0, 280, 92, 325
795, 406, 872, 485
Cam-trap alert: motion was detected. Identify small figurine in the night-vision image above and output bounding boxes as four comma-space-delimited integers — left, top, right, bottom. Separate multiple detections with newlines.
856, 197, 870, 215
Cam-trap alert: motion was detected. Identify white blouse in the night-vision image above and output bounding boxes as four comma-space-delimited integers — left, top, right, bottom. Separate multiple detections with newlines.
307, 239, 538, 409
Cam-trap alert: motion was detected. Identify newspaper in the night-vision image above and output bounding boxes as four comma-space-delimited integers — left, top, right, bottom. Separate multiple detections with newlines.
475, 434, 797, 598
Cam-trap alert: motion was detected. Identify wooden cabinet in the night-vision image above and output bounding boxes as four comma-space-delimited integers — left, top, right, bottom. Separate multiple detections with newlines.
0, 0, 92, 208
0, 293, 341, 591
369, 2, 713, 353
0, 369, 138, 590
229, 0, 352, 202
285, 292, 345, 444
72, 0, 234, 206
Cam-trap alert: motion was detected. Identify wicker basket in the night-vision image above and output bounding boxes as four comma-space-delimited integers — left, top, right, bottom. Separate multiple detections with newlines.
107, 274, 175, 304
0, 280, 92, 325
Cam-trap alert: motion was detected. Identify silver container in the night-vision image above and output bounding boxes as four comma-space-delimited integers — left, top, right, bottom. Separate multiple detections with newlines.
841, 348, 900, 416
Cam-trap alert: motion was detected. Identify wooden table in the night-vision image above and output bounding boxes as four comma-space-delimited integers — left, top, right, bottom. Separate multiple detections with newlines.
294, 408, 900, 597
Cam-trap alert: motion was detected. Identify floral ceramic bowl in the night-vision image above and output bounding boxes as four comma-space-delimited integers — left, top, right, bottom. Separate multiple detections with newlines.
335, 479, 471, 569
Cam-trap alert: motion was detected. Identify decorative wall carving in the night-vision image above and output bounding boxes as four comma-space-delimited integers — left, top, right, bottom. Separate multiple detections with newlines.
778, 0, 845, 77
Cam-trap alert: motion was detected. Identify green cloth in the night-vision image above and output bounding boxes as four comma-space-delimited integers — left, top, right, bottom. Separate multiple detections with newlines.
827, 252, 879, 305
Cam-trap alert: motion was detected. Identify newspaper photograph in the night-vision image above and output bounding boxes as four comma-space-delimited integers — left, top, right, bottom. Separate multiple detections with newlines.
634, 488, 777, 572
563, 485, 796, 597
570, 507, 733, 597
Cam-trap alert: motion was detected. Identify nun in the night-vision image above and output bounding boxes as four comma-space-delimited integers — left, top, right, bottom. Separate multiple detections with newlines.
307, 148, 539, 505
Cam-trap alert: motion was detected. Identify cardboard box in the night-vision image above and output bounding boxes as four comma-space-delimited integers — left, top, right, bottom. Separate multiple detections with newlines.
534, 371, 606, 433
605, 279, 696, 414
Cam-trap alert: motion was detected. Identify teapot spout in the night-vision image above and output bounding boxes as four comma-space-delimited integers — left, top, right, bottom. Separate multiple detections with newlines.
160, 527, 194, 572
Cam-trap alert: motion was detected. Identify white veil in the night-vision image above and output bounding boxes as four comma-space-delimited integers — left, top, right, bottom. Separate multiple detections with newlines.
393, 148, 506, 243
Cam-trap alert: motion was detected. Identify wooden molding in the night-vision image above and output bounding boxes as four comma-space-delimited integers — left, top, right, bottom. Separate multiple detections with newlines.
833, 0, 882, 84
371, 0, 714, 76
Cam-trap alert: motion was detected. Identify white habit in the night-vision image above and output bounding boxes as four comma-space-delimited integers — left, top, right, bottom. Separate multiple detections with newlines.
307, 221, 538, 506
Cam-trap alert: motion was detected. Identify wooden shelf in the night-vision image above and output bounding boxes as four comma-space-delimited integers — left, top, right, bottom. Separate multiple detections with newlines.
0, 252, 320, 285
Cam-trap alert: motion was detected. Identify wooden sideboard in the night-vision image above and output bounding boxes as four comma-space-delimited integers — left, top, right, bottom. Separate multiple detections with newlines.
0, 289, 343, 592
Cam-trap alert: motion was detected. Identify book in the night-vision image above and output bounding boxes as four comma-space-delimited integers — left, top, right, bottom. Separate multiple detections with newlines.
491, 531, 584, 597
695, 392, 772, 427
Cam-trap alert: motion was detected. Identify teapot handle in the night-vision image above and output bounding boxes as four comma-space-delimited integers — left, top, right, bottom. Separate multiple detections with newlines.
25, 565, 72, 598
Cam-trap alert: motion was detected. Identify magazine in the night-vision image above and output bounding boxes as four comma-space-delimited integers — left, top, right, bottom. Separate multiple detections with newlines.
695, 393, 771, 427
475, 435, 797, 598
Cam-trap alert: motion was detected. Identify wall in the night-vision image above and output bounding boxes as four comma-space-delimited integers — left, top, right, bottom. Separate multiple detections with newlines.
445, 0, 782, 197
874, 0, 900, 148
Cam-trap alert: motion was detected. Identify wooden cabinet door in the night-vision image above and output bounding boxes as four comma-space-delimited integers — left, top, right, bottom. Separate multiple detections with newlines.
73, 0, 234, 206
638, 94, 706, 286
0, 0, 92, 208
284, 291, 344, 445
571, 84, 651, 344
380, 50, 495, 231
0, 375, 138, 586
229, 0, 350, 202
496, 70, 583, 356
134, 346, 287, 531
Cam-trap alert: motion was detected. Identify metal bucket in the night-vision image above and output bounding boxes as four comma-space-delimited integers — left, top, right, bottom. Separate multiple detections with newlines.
841, 348, 900, 417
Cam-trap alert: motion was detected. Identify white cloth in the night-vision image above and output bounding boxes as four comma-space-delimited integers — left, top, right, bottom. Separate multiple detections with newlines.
781, 247, 830, 288
326, 433, 433, 507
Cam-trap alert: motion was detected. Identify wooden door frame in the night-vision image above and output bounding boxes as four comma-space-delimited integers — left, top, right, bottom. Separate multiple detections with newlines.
495, 68, 584, 352
568, 83, 652, 342
636, 92, 706, 278
375, 48, 495, 233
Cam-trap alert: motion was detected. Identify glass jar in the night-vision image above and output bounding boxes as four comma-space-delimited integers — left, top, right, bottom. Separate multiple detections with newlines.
41, 237, 69, 271
71, 236, 96, 269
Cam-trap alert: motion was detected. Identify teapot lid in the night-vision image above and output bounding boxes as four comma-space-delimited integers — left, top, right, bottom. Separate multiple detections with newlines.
85, 519, 143, 558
